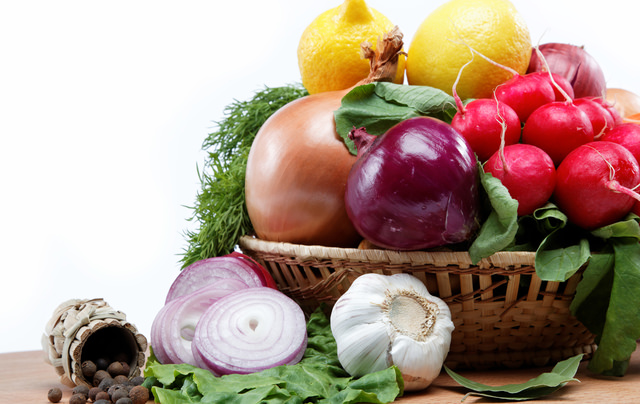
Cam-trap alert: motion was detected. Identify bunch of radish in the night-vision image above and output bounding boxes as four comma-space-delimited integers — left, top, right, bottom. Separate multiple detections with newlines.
150, 252, 308, 376
451, 43, 640, 229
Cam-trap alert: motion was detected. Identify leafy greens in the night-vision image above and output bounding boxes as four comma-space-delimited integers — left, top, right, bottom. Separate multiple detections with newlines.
143, 308, 404, 404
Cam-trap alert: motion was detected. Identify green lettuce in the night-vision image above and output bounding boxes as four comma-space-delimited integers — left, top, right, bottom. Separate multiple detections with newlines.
143, 308, 404, 404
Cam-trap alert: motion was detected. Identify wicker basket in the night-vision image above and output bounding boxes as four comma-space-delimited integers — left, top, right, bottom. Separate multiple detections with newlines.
238, 235, 596, 370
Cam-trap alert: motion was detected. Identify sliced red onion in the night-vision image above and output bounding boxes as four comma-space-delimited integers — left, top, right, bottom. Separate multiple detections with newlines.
192, 287, 307, 375
150, 302, 173, 365
166, 253, 276, 304
161, 280, 249, 366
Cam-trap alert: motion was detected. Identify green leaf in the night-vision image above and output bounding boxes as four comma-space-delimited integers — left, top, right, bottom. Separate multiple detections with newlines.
535, 235, 590, 282
144, 308, 403, 404
591, 214, 640, 240
586, 238, 640, 376
444, 354, 583, 401
468, 168, 519, 263
570, 249, 615, 336
333, 82, 457, 155
528, 205, 590, 282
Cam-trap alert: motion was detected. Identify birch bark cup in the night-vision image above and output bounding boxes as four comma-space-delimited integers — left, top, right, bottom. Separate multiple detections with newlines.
42, 298, 148, 387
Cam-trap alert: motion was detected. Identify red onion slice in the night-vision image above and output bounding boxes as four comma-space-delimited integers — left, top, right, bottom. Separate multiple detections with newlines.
150, 302, 173, 365
192, 287, 307, 375
166, 253, 276, 303
162, 279, 249, 366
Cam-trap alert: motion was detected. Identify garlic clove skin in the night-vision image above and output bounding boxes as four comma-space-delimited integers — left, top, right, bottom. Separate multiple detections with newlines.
330, 273, 454, 391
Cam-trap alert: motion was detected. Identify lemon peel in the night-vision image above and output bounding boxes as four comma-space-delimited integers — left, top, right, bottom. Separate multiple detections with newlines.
297, 0, 405, 94
406, 0, 531, 100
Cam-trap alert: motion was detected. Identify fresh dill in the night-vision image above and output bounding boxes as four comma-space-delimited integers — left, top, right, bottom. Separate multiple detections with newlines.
181, 84, 308, 268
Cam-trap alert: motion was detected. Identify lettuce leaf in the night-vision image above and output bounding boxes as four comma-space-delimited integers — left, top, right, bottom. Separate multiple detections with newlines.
143, 307, 404, 404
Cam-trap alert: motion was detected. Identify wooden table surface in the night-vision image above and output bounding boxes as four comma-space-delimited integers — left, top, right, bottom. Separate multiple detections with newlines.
2, 345, 639, 403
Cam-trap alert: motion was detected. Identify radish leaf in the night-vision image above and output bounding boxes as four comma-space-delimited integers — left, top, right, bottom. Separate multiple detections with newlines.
581, 238, 640, 376
444, 354, 582, 401
334, 82, 457, 155
469, 168, 518, 263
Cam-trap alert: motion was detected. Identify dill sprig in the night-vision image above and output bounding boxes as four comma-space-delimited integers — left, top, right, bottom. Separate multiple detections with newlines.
181, 84, 309, 268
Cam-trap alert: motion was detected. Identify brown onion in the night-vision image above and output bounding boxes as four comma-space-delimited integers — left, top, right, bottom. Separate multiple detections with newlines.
244, 27, 405, 247
527, 42, 606, 99
606, 88, 640, 118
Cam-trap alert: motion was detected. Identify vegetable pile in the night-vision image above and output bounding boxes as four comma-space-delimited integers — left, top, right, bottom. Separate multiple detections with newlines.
150, 0, 640, 402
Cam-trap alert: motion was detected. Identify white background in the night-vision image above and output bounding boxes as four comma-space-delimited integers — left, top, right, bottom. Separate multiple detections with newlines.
1, 0, 638, 354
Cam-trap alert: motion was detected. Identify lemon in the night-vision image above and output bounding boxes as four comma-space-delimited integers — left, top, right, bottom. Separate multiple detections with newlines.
297, 0, 405, 94
406, 0, 531, 100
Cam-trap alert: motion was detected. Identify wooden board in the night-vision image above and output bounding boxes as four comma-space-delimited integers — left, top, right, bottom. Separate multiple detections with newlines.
2, 345, 639, 403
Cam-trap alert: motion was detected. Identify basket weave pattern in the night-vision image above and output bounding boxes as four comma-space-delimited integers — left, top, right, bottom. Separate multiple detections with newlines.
239, 235, 596, 370
42, 298, 148, 387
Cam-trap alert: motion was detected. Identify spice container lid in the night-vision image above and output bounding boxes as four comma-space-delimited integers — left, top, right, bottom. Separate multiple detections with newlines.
41, 298, 148, 387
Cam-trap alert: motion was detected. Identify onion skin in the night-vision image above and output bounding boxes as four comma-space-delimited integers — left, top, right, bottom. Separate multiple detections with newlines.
527, 43, 606, 99
606, 88, 640, 118
245, 90, 361, 247
345, 117, 480, 250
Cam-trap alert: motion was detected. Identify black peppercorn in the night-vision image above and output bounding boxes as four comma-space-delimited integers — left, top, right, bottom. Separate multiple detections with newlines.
111, 388, 130, 403
98, 376, 115, 392
72, 384, 90, 398
89, 386, 102, 401
107, 361, 126, 377
95, 357, 110, 370
81, 360, 97, 380
47, 387, 62, 403
69, 393, 87, 404
114, 374, 130, 385
128, 385, 150, 404
130, 376, 145, 386
93, 370, 111, 386
116, 398, 133, 404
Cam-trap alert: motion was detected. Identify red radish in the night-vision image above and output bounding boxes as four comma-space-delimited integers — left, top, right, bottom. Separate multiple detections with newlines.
522, 102, 594, 165
450, 98, 521, 161
573, 97, 616, 139
531, 71, 575, 101
484, 144, 556, 216
457, 45, 554, 123
589, 96, 624, 126
495, 73, 556, 123
600, 123, 640, 164
449, 54, 521, 161
554, 141, 640, 230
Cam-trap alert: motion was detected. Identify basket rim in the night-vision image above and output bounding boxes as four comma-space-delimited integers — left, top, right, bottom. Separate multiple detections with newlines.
238, 235, 535, 268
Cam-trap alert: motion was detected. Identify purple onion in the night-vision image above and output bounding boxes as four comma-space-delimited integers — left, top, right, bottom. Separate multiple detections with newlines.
345, 117, 480, 250
527, 42, 606, 99
165, 252, 276, 304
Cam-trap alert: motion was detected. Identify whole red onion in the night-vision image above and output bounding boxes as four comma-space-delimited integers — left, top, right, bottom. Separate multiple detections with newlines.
345, 117, 480, 250
527, 42, 606, 99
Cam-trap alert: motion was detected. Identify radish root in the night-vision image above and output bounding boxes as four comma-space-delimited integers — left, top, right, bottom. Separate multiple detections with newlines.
533, 45, 572, 104
590, 144, 640, 202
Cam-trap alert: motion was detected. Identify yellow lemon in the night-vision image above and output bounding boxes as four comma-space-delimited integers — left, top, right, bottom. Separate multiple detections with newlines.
297, 0, 405, 94
406, 0, 531, 99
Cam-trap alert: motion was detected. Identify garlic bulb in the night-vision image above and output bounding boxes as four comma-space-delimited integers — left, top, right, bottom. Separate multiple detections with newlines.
330, 273, 454, 391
